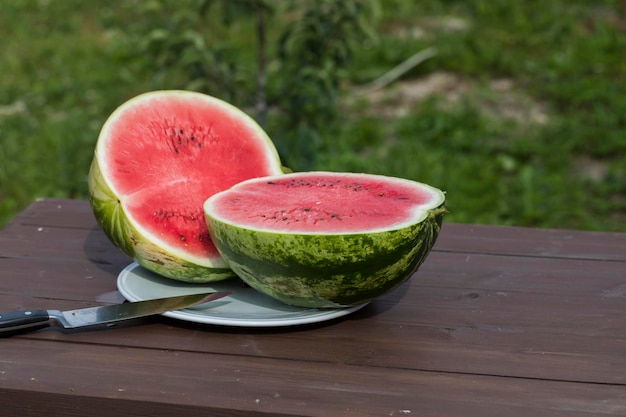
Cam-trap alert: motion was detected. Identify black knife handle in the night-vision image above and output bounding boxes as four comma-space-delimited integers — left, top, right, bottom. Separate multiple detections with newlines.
0, 310, 52, 337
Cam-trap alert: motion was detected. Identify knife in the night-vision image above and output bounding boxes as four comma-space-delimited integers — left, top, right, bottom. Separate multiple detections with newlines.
0, 291, 231, 337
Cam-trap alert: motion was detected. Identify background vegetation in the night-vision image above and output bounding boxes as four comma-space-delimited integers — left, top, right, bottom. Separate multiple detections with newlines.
1, 0, 625, 232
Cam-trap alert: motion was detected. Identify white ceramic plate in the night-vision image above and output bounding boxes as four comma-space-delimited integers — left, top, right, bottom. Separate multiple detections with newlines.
117, 262, 369, 327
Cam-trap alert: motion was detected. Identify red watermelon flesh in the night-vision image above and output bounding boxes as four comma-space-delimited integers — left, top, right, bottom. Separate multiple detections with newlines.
203, 172, 446, 307
207, 172, 444, 233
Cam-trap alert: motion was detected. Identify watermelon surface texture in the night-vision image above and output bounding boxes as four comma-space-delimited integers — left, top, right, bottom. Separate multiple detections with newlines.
204, 172, 446, 308
88, 90, 284, 282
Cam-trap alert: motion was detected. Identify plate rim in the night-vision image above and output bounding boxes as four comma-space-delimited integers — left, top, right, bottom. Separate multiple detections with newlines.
116, 262, 369, 327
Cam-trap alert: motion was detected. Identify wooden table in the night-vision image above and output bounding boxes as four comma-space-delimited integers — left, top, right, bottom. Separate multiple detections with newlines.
1, 198, 625, 417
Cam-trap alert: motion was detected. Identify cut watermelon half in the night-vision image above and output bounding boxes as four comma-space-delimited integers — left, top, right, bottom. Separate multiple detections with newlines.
88, 90, 284, 282
204, 172, 446, 307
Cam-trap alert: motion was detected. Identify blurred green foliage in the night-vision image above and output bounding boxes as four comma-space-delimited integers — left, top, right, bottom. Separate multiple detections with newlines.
1, 0, 624, 232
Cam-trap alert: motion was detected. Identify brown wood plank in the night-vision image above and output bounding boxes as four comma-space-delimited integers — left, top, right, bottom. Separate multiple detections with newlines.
417, 251, 626, 296
2, 198, 97, 230
0, 391, 278, 417
1, 339, 625, 417
3, 251, 625, 338
2, 269, 624, 387
1, 223, 623, 299
5, 199, 625, 261
3, 249, 625, 340
435, 223, 626, 261
24, 316, 625, 386
0, 223, 128, 267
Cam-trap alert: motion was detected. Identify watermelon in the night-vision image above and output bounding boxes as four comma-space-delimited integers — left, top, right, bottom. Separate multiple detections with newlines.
203, 172, 446, 308
88, 90, 284, 282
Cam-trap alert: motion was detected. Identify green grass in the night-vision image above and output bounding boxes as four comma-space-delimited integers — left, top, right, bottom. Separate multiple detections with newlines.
0, 1, 153, 225
1, 0, 625, 232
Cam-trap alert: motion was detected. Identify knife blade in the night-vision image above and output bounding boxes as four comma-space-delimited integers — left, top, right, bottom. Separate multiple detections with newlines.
0, 291, 231, 337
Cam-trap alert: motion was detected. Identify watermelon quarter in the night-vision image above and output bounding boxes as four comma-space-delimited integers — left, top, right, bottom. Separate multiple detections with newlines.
204, 172, 446, 308
88, 90, 284, 282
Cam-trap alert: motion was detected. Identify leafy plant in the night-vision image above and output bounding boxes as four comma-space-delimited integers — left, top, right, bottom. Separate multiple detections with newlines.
271, 0, 379, 169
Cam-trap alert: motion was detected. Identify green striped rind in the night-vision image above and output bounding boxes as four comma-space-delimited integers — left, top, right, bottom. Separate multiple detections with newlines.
206, 206, 446, 308
88, 156, 235, 283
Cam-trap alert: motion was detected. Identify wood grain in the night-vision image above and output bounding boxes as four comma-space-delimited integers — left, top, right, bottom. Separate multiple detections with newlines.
1, 199, 625, 416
